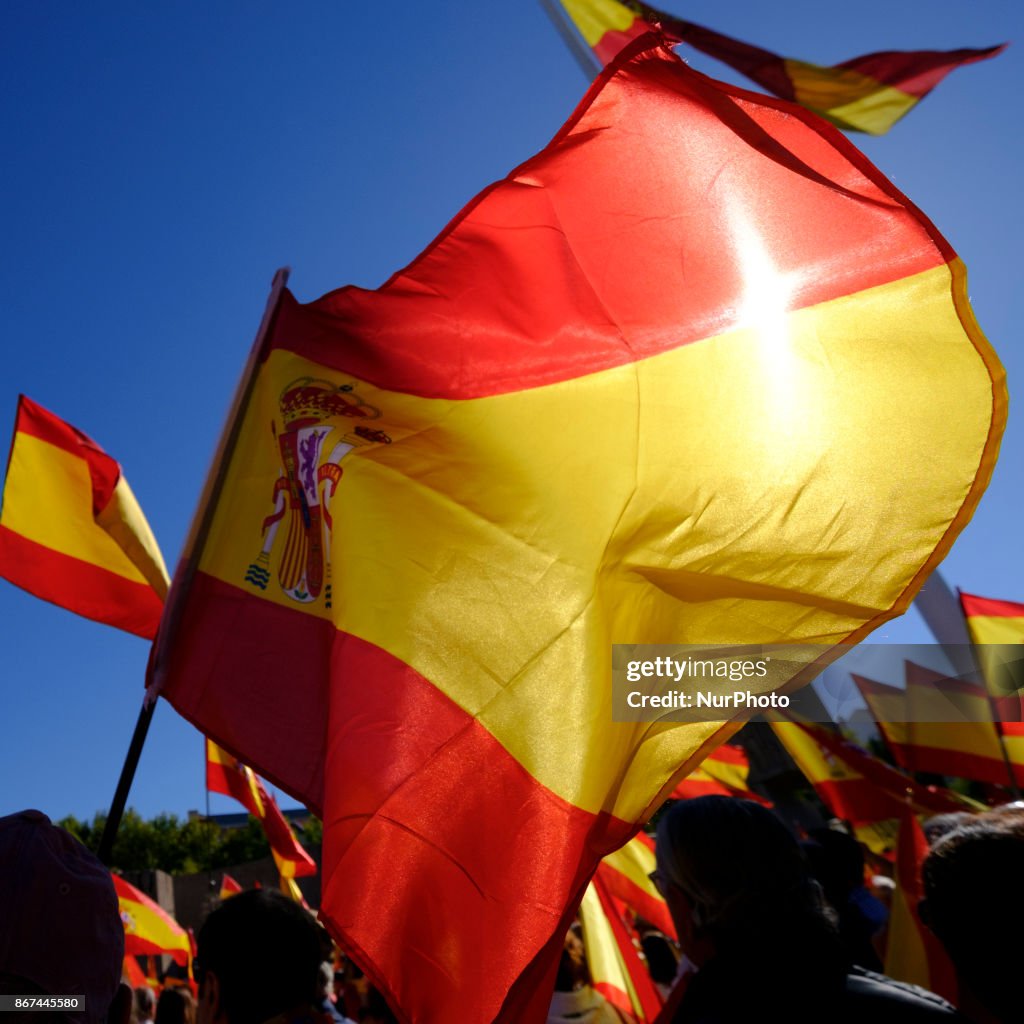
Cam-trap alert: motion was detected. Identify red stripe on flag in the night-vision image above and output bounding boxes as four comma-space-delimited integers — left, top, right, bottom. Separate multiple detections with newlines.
162, 573, 333, 814
887, 741, 1024, 788
838, 45, 1006, 98
960, 592, 1024, 619
312, 632, 636, 1024
14, 394, 120, 514
0, 524, 163, 639
271, 43, 951, 401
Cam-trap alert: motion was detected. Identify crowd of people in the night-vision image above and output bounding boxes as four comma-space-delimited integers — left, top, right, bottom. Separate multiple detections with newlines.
2, 800, 1022, 1024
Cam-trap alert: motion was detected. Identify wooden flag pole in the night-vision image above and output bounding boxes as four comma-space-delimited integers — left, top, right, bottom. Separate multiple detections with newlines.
148, 268, 290, 700
98, 269, 290, 864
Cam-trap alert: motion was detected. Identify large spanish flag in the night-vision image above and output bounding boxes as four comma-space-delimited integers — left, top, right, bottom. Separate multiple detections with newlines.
0, 395, 168, 638
152, 39, 1003, 1024
113, 875, 191, 967
556, 1, 1004, 134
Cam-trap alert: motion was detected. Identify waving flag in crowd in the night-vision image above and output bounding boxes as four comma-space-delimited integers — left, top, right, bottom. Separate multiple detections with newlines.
884, 810, 958, 1001
854, 665, 1021, 787
206, 738, 315, 878
596, 831, 675, 940
113, 874, 191, 966
151, 36, 1003, 1024
218, 874, 243, 900
770, 718, 969, 825
553, 0, 1004, 134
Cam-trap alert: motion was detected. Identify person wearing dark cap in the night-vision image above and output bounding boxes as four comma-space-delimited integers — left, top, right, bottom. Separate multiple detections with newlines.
0, 808, 132, 1024
652, 796, 960, 1023
195, 890, 336, 1024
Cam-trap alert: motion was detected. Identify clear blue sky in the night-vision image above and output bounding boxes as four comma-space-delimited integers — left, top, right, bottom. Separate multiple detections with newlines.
1, 1, 1020, 821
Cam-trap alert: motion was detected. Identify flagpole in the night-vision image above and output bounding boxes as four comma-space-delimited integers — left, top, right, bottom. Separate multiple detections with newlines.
98, 269, 290, 863
148, 268, 291, 699
97, 693, 156, 865
537, 0, 602, 80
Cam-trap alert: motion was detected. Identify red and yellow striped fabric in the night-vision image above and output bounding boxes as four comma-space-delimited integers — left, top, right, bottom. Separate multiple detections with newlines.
206, 739, 315, 877
153, 39, 1003, 1024
0, 395, 168, 638
854, 665, 1021, 787
961, 591, 1024, 719
279, 873, 311, 909
884, 810, 957, 1002
670, 744, 769, 804
771, 719, 967, 825
557, 1, 1004, 134
596, 831, 675, 940
581, 874, 663, 1022
206, 738, 265, 817
113, 875, 191, 967
219, 874, 243, 900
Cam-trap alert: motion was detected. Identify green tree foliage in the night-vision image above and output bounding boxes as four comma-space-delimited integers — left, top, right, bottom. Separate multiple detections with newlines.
57, 810, 320, 875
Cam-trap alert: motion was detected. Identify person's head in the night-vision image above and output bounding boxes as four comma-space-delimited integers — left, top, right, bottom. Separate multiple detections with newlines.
921, 812, 975, 847
0, 809, 130, 1024
803, 827, 865, 904
195, 890, 322, 1024
922, 817, 1024, 1023
654, 797, 837, 968
315, 963, 333, 1003
553, 924, 590, 992
639, 932, 678, 986
154, 989, 194, 1024
134, 989, 156, 1023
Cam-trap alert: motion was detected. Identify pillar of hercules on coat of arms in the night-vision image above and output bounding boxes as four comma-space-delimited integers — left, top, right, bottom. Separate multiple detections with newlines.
244, 376, 391, 608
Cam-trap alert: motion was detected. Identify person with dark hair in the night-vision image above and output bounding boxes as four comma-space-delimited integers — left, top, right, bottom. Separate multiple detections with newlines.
195, 890, 327, 1024
922, 813, 975, 848
135, 988, 157, 1024
802, 827, 887, 971
546, 925, 627, 1024
155, 988, 195, 1024
922, 815, 1024, 1024
653, 796, 958, 1022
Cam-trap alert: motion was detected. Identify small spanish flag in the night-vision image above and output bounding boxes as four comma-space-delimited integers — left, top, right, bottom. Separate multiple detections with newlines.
0, 395, 168, 638
219, 874, 243, 900
556, 1, 1004, 135
854, 664, 1021, 787
113, 875, 191, 966
206, 738, 315, 877
961, 591, 1024, 709
771, 718, 968, 824
206, 738, 265, 818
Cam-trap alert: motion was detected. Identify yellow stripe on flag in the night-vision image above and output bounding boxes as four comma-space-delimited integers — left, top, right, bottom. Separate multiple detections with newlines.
3, 434, 154, 585
198, 259, 993, 821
